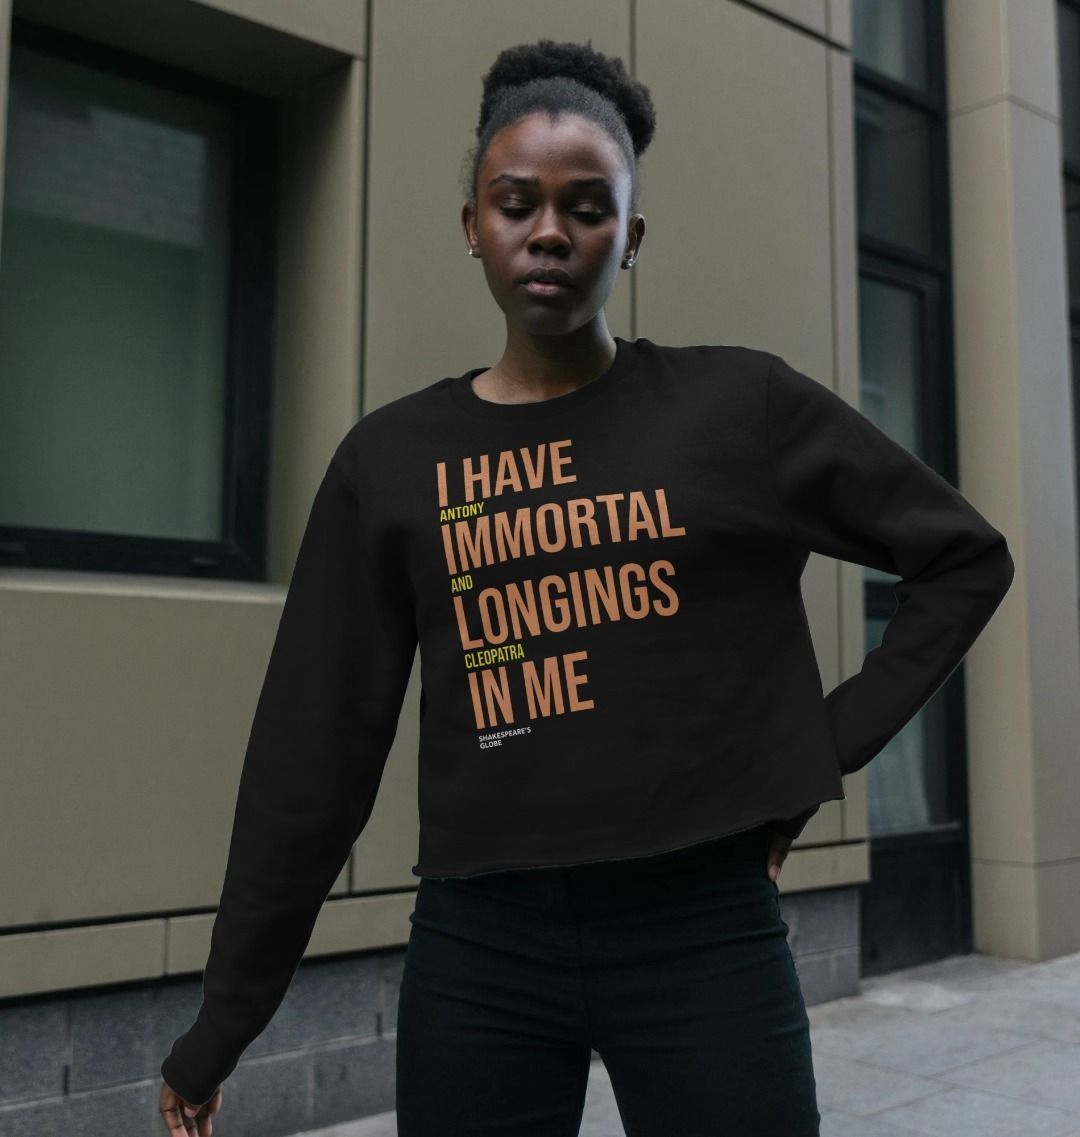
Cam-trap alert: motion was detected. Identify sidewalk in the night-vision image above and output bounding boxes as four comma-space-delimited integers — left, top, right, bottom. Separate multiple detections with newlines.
297, 947, 1080, 1137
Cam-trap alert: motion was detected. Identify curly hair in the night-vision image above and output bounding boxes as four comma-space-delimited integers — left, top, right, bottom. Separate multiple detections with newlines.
460, 38, 657, 217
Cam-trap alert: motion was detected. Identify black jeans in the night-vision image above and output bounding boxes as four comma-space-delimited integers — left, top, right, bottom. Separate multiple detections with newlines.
395, 823, 820, 1136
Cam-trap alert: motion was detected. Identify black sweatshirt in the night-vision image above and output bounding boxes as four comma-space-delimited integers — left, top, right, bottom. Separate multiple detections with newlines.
161, 336, 1014, 1105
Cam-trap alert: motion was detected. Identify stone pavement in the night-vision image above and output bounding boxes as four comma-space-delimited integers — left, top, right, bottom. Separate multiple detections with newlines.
295, 947, 1080, 1137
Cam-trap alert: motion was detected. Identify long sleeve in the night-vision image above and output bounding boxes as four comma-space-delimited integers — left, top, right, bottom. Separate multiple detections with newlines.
160, 455, 417, 1107
763, 352, 1014, 839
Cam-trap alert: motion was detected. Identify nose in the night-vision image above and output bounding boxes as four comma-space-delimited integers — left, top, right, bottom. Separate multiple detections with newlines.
525, 203, 571, 251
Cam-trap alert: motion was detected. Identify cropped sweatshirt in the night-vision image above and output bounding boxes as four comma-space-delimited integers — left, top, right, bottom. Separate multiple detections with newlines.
161, 336, 1015, 1105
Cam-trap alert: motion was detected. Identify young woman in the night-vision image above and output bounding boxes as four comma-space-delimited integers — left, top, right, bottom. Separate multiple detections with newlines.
160, 38, 1014, 1137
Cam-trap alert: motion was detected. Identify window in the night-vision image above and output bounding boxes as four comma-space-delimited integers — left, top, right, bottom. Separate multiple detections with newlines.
0, 19, 277, 579
852, 0, 961, 836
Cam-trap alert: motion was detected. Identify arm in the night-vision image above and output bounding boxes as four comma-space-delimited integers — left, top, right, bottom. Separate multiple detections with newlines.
160, 454, 417, 1106
763, 353, 1014, 840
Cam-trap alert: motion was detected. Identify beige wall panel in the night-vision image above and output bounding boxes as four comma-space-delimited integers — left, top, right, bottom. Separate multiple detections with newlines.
970, 857, 1080, 961
306, 891, 414, 953
637, 0, 847, 848
276, 54, 424, 891
0, 895, 412, 996
949, 100, 1078, 870
349, 662, 423, 890
635, 1, 832, 363
997, 101, 1078, 870
971, 858, 1039, 959
946, 98, 1033, 872
780, 838, 869, 894
276, 58, 414, 890
946, 0, 1059, 121
828, 0, 851, 49
194, 0, 366, 57
164, 893, 414, 978
0, 921, 164, 998
363, 0, 632, 413
273, 58, 365, 580
757, 0, 827, 38
0, 576, 313, 926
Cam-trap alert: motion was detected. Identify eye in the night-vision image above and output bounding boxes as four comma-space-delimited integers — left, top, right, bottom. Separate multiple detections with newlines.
497, 206, 607, 223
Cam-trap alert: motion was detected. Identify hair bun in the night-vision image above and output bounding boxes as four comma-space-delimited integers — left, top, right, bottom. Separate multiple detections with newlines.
479, 38, 656, 159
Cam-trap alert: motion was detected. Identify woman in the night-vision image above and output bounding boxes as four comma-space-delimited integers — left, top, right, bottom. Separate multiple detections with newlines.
160, 38, 1014, 1137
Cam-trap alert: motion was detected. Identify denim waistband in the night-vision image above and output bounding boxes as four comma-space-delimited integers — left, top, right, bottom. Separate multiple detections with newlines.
419, 823, 774, 923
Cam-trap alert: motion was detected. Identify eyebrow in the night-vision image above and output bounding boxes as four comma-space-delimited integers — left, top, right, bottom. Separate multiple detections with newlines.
487, 174, 613, 190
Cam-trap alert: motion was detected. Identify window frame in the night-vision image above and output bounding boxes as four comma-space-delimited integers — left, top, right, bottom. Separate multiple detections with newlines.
852, 0, 984, 973
0, 16, 278, 581
855, 2, 967, 848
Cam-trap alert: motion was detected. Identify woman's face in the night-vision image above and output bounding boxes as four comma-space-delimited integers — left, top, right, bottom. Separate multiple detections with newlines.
463, 111, 639, 337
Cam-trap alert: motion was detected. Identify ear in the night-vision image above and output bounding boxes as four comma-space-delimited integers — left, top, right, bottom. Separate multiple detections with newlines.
461, 201, 477, 248
625, 212, 646, 261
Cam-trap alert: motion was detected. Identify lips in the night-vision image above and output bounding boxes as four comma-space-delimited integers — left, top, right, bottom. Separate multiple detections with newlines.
521, 267, 574, 286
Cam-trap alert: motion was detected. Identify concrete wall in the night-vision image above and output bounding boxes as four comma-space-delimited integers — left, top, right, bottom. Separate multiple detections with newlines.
0, 0, 1043, 1131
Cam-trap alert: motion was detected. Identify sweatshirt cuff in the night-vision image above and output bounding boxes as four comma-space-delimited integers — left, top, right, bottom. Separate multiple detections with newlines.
160, 1015, 231, 1108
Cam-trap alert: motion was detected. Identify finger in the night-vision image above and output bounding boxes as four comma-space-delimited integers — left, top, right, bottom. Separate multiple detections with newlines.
159, 1102, 195, 1135
199, 1087, 222, 1136
178, 1102, 202, 1134
159, 1103, 182, 1134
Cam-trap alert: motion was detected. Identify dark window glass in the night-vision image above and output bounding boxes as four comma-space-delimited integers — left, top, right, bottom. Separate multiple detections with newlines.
1, 42, 232, 540
0, 21, 276, 579
855, 88, 933, 255
1064, 176, 1080, 314
853, 0, 931, 91
853, 0, 957, 841
858, 274, 950, 832
1060, 3, 1080, 168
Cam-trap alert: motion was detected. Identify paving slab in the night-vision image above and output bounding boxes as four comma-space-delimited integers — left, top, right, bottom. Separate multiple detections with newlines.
937, 1038, 1080, 1115
870, 1085, 1078, 1137
819, 1112, 939, 1136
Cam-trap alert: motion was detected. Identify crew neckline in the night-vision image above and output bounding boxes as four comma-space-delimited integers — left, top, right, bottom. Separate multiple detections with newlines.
448, 336, 639, 420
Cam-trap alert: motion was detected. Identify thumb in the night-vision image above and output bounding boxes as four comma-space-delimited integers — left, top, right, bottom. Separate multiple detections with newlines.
182, 1103, 198, 1118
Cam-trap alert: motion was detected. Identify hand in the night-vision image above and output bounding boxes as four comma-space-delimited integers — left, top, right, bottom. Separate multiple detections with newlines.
766, 828, 794, 883
159, 1080, 222, 1136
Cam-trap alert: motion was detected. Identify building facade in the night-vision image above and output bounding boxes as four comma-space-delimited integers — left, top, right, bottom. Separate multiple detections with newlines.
0, 1, 1070, 1134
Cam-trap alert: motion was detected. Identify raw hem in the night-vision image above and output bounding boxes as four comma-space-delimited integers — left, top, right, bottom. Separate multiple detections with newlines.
411, 793, 846, 880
